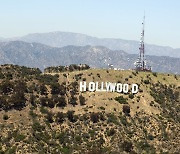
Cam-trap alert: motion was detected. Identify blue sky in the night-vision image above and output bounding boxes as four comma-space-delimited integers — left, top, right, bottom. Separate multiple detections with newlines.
0, 0, 180, 48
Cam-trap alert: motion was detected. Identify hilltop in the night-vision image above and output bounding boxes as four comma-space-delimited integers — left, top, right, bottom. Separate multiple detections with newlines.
0, 64, 179, 153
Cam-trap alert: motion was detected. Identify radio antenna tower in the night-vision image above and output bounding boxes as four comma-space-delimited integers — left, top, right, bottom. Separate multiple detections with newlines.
135, 13, 151, 72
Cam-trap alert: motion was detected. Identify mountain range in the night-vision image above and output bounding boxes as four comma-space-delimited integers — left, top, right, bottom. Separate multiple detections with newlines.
0, 41, 179, 74
1, 31, 180, 58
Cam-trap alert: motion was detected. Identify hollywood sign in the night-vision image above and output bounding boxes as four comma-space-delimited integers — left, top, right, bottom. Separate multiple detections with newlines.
80, 82, 138, 94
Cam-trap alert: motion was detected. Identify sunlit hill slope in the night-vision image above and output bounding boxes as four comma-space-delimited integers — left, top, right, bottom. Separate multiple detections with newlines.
0, 64, 179, 153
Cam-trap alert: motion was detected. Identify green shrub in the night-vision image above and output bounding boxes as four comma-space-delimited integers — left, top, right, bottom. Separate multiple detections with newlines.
75, 135, 81, 143
63, 73, 67, 78
60, 147, 72, 154
0, 80, 14, 94
97, 73, 101, 78
37, 74, 58, 85
15, 134, 26, 142
39, 84, 48, 95
147, 134, 154, 140
119, 115, 128, 126
132, 72, 137, 76
144, 80, 150, 84
32, 122, 45, 132
45, 111, 54, 123
56, 112, 65, 123
68, 96, 78, 106
125, 78, 128, 81
3, 114, 9, 120
40, 107, 49, 114
79, 95, 86, 106
7, 146, 16, 154
121, 141, 133, 152
115, 96, 128, 104
40, 97, 55, 108
90, 112, 99, 123
174, 75, 178, 80
52, 96, 67, 108
107, 128, 116, 136
50, 83, 61, 95
107, 113, 118, 124
122, 105, 130, 115
29, 110, 37, 119
99, 106, 105, 110
128, 94, 134, 99
30, 94, 36, 107
137, 140, 154, 152
67, 110, 77, 123
129, 75, 132, 78
152, 72, 157, 77
150, 101, 154, 106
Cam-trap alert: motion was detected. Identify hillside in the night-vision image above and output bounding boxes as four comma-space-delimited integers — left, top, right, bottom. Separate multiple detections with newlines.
0, 41, 180, 74
4, 31, 180, 58
0, 64, 179, 153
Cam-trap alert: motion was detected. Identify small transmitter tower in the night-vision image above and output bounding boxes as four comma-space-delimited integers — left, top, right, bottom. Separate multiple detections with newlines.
135, 14, 151, 72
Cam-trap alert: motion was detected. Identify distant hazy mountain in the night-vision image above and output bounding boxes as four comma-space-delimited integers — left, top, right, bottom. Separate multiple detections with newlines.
0, 37, 4, 41
0, 41, 179, 74
6, 31, 180, 58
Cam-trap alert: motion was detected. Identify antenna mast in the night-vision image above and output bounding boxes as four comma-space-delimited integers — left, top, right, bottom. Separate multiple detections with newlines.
141, 14, 145, 70
134, 13, 151, 72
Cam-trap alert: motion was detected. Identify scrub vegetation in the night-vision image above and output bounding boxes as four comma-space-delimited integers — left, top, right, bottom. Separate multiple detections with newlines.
0, 64, 179, 153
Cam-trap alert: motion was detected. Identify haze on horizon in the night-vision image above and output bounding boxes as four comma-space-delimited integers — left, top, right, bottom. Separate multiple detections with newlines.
0, 0, 180, 48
